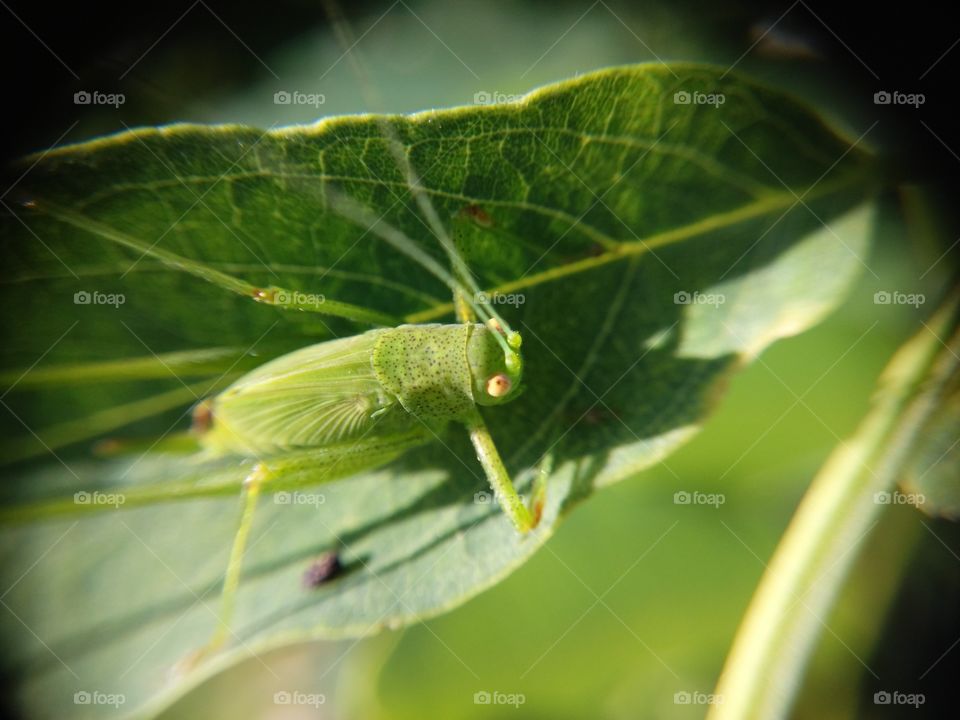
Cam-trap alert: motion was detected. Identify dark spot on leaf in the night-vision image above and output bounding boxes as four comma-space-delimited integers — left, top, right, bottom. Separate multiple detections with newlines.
303, 551, 342, 588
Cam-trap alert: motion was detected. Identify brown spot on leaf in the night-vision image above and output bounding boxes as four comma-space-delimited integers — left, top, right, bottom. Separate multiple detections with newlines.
303, 551, 342, 588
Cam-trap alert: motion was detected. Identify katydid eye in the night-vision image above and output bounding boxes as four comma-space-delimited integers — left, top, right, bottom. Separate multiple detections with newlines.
486, 373, 512, 397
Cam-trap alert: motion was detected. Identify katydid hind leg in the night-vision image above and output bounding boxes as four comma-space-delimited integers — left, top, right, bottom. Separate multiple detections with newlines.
206, 462, 268, 653
200, 429, 431, 655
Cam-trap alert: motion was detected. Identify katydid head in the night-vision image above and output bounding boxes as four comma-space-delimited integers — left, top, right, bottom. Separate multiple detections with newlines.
466, 324, 523, 407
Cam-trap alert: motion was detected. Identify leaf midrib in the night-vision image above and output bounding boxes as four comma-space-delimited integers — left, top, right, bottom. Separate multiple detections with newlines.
407, 175, 866, 322
26, 173, 864, 333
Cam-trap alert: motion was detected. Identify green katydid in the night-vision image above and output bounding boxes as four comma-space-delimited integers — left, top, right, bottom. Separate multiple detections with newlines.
0, 139, 549, 660
178, 38, 548, 648
0, 5, 551, 660
189, 184, 547, 653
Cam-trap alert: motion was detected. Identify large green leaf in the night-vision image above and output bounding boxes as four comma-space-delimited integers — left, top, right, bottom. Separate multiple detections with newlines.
0, 64, 877, 718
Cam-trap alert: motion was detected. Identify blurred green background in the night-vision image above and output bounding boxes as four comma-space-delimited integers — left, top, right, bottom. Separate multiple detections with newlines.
4, 0, 958, 718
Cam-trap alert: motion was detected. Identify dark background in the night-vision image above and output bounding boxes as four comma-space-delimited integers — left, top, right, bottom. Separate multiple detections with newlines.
3, 0, 959, 186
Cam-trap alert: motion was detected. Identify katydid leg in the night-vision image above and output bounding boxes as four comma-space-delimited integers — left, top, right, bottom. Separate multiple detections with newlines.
208, 463, 266, 651
204, 428, 431, 651
466, 412, 543, 533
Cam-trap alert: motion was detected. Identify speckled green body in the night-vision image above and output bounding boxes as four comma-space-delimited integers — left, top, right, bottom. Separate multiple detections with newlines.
372, 324, 474, 423
199, 323, 519, 458
372, 323, 515, 423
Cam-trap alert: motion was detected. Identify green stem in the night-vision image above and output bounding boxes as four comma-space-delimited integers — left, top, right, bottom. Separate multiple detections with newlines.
0, 378, 228, 463
26, 200, 399, 326
709, 291, 960, 720
0, 347, 247, 388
